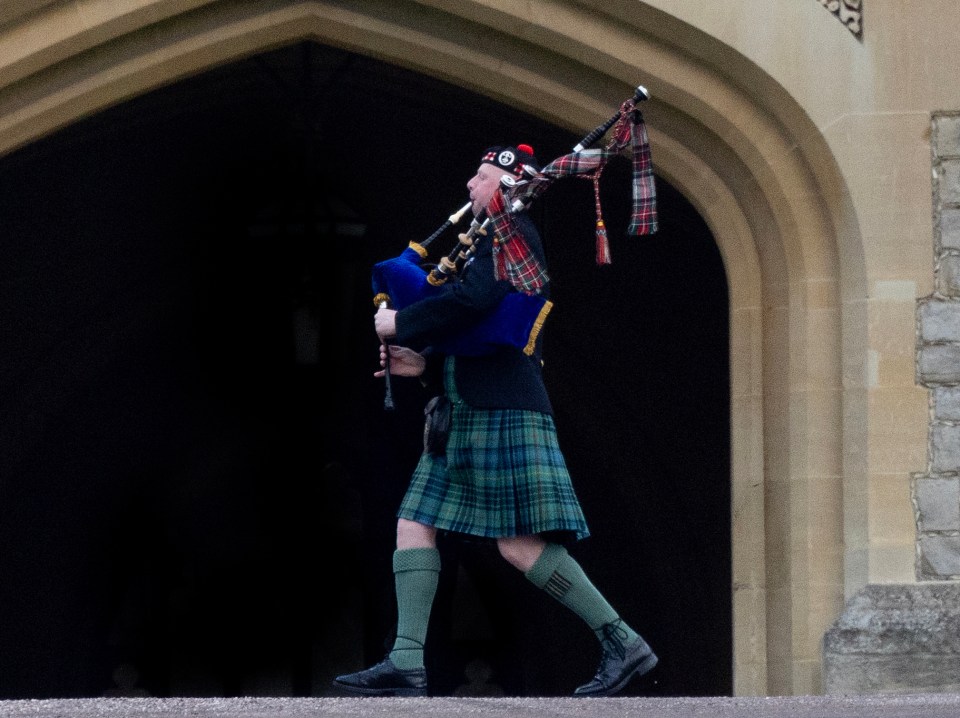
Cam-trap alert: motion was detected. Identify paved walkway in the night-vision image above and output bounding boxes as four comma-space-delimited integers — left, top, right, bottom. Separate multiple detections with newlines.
2, 695, 960, 718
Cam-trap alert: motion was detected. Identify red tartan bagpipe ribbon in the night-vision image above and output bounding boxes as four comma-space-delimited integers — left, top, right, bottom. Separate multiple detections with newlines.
486, 98, 657, 292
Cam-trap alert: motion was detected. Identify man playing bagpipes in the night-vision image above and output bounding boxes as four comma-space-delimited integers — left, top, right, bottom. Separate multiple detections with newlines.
334, 89, 658, 698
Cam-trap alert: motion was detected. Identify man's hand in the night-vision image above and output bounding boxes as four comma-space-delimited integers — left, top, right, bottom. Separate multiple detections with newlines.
374, 344, 425, 378
374, 306, 398, 340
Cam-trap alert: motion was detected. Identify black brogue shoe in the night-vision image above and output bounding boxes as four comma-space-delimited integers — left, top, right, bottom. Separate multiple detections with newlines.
574, 625, 658, 697
333, 657, 427, 697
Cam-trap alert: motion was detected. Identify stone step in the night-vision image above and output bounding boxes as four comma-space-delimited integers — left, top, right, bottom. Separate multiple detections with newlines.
2, 695, 960, 718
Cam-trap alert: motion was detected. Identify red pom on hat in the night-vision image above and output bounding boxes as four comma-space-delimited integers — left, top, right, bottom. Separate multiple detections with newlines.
517, 144, 534, 155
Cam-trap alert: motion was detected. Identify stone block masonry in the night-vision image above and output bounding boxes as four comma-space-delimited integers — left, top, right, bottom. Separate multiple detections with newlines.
915, 112, 960, 580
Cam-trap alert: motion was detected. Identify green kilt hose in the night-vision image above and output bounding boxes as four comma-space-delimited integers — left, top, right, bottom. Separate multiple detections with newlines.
398, 358, 590, 543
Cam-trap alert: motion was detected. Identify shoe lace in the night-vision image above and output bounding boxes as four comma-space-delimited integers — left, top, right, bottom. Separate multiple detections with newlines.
597, 619, 629, 669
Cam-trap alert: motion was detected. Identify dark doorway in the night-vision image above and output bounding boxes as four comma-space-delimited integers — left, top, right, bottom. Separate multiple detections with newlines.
0, 42, 730, 698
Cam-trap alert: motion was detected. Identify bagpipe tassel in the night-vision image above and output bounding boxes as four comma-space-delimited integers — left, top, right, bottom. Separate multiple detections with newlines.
593, 171, 612, 265
595, 219, 612, 265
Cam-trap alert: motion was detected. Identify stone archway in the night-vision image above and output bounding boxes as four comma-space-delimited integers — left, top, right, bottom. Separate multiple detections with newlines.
0, 0, 860, 696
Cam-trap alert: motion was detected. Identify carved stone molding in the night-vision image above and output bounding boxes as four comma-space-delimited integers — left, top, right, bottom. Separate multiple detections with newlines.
818, 0, 863, 39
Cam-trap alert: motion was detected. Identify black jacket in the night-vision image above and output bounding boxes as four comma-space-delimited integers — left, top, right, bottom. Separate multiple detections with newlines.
395, 212, 554, 415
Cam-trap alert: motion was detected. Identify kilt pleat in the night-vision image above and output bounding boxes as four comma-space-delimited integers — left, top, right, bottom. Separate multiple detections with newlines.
397, 358, 590, 542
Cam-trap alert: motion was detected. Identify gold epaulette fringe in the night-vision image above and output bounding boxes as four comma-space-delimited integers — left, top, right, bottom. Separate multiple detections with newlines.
523, 300, 554, 356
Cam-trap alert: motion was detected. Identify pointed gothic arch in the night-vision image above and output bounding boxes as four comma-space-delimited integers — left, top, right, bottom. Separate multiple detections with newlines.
0, 0, 864, 696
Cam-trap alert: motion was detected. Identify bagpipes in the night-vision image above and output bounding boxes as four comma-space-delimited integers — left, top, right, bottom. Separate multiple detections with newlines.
372, 84, 658, 409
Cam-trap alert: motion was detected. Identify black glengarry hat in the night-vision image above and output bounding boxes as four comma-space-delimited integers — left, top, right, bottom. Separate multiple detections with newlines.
481, 144, 540, 179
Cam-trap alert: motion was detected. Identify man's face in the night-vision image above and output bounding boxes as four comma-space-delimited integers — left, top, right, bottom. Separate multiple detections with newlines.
466, 163, 509, 215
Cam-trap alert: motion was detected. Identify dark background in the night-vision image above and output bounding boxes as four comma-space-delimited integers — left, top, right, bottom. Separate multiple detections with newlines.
0, 42, 730, 698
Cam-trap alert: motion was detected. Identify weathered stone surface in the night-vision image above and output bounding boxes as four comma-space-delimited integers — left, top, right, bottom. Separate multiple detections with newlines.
919, 345, 960, 384
823, 584, 960, 695
942, 208, 960, 251
920, 300, 960, 342
931, 423, 960, 472
941, 160, 960, 205
825, 654, 960, 694
3, 695, 960, 718
940, 255, 960, 297
935, 115, 960, 158
935, 386, 960, 420
914, 477, 960, 531
940, 160, 960, 204
919, 536, 960, 578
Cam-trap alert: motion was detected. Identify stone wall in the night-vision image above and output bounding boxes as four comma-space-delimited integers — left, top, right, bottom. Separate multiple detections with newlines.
914, 113, 960, 580
823, 112, 960, 695
824, 114, 960, 697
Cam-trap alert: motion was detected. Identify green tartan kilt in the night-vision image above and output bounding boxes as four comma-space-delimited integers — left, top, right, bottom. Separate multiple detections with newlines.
397, 359, 590, 543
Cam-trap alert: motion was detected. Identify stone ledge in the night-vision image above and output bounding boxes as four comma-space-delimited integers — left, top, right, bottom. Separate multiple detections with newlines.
823, 584, 960, 694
